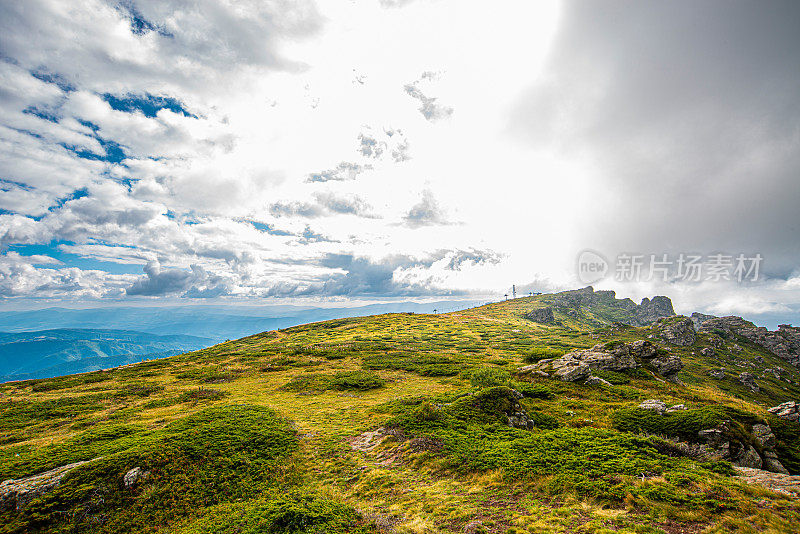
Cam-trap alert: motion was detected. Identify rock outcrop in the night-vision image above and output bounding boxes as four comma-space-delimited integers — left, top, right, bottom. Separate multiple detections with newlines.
524, 307, 555, 324
0, 459, 96, 511
649, 350, 684, 376
690, 312, 716, 330
503, 389, 537, 430
699, 317, 800, 368
656, 317, 697, 346
735, 467, 800, 496
739, 372, 760, 392
639, 399, 667, 414
695, 422, 788, 473
518, 340, 682, 382
544, 286, 674, 327
768, 401, 799, 422
707, 368, 726, 379
635, 296, 677, 326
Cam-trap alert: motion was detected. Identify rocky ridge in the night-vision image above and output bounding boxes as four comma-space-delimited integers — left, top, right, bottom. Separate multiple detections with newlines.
524, 286, 675, 327
518, 340, 683, 382
694, 315, 800, 368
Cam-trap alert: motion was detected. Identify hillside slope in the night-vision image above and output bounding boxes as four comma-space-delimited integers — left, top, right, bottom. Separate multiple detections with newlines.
1, 287, 800, 533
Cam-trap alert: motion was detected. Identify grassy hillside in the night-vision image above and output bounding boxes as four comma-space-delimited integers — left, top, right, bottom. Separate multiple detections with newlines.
2, 291, 800, 533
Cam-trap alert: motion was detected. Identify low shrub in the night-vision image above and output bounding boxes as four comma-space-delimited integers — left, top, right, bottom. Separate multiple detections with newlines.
362, 353, 463, 377
282, 371, 385, 392
512, 382, 555, 400
522, 347, 565, 363
612, 405, 762, 444
591, 369, 630, 385
468, 366, 512, 388
176, 492, 375, 534
328, 371, 386, 391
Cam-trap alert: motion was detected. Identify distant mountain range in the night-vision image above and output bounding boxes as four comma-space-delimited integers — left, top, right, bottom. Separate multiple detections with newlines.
0, 329, 213, 382
0, 301, 480, 341
0, 300, 481, 381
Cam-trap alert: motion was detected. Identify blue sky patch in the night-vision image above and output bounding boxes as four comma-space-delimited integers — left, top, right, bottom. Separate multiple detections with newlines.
249, 221, 293, 236
8, 242, 144, 275
30, 70, 74, 92
22, 105, 60, 123
102, 93, 195, 119
117, 1, 173, 38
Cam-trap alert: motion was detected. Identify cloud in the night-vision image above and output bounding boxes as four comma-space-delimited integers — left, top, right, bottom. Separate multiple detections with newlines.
125, 261, 196, 296
404, 74, 453, 122
358, 132, 384, 159
509, 0, 800, 279
379, 0, 417, 8
356, 128, 411, 162
401, 189, 455, 228
0, 1, 323, 95
442, 248, 504, 270
125, 261, 231, 297
264, 252, 464, 298
306, 161, 372, 182
297, 226, 338, 244
0, 251, 132, 299
269, 192, 378, 219
268, 201, 326, 219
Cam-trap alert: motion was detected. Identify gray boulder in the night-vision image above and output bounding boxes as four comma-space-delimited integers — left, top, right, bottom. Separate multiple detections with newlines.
707, 368, 726, 379
650, 352, 684, 377
752, 424, 777, 449
524, 307, 555, 324
691, 312, 716, 330
768, 401, 799, 422
1, 459, 96, 511
658, 317, 697, 346
123, 467, 150, 488
762, 450, 790, 475
585, 375, 611, 386
518, 339, 681, 381
735, 444, 763, 469
639, 399, 667, 414
739, 372, 760, 392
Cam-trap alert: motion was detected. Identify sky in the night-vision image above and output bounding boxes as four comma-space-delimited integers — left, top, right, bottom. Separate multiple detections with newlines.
1, 0, 799, 323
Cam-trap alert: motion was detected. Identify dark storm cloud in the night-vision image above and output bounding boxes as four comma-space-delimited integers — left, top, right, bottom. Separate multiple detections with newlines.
510, 0, 800, 278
